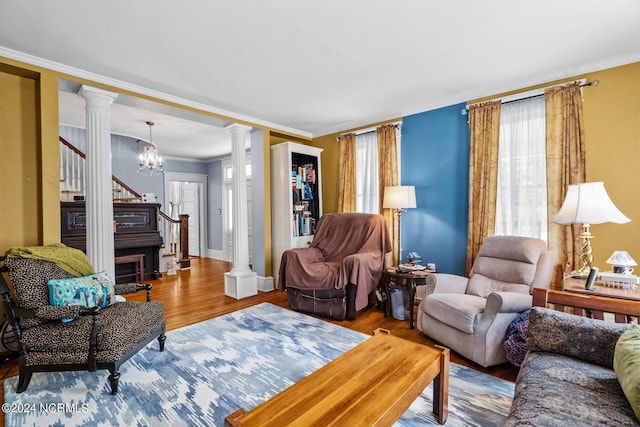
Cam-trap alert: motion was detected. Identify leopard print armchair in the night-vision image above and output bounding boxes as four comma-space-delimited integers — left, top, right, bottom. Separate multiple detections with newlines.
0, 257, 166, 395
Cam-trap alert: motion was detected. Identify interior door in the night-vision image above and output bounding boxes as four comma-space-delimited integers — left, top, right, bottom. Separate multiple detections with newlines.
181, 182, 200, 257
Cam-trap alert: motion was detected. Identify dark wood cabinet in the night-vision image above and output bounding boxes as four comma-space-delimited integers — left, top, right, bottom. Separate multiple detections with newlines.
61, 202, 163, 282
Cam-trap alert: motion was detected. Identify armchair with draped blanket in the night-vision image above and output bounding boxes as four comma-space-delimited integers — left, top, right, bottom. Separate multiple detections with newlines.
278, 213, 391, 321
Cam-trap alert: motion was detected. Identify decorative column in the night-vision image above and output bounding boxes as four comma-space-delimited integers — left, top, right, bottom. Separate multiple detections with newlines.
78, 85, 118, 280
224, 123, 257, 299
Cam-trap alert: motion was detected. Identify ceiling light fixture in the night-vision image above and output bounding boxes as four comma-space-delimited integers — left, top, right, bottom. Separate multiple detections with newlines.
138, 121, 163, 176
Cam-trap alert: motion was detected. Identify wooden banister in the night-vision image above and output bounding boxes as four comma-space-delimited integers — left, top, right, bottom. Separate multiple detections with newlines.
158, 211, 191, 269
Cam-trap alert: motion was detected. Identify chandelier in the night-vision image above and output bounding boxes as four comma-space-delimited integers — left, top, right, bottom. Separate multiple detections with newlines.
138, 121, 163, 175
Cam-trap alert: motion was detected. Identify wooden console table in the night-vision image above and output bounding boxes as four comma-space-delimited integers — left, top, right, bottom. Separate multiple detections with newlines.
563, 277, 640, 302
224, 330, 450, 426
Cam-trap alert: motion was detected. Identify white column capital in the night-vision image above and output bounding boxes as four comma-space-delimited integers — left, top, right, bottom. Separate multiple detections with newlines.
78, 85, 118, 108
225, 123, 253, 135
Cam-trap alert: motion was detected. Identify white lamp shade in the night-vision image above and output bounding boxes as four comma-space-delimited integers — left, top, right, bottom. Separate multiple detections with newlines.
383, 186, 416, 209
606, 251, 637, 267
551, 182, 630, 225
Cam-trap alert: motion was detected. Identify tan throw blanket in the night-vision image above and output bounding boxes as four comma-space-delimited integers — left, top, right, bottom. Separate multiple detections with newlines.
5, 243, 94, 277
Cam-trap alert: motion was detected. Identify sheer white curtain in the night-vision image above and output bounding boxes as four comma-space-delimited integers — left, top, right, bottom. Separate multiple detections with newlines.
495, 97, 547, 240
355, 132, 379, 214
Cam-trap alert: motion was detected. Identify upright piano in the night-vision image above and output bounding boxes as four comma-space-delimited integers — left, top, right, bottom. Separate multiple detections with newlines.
61, 202, 163, 282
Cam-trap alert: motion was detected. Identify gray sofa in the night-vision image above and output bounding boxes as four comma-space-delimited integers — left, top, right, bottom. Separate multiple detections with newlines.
506, 299, 640, 426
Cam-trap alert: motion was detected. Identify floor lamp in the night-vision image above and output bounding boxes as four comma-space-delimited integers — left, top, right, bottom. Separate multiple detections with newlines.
551, 182, 630, 276
383, 186, 416, 265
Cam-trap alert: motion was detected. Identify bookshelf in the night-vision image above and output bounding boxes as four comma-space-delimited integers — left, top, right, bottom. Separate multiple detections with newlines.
271, 142, 323, 283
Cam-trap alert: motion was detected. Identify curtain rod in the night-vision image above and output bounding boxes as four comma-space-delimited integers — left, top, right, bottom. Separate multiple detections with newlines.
467, 79, 599, 109
336, 122, 401, 141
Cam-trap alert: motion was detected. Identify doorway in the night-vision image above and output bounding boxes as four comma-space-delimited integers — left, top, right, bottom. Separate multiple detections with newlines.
163, 172, 208, 257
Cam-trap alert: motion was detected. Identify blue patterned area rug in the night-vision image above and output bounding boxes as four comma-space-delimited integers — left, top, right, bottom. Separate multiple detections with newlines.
4, 303, 514, 426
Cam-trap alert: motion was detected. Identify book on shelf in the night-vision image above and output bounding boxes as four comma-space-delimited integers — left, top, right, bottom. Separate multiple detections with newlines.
293, 163, 316, 185
291, 211, 315, 237
292, 213, 299, 237
304, 182, 313, 200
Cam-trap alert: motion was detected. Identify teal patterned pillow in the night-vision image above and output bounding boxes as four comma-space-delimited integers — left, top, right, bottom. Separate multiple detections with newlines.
48, 271, 115, 322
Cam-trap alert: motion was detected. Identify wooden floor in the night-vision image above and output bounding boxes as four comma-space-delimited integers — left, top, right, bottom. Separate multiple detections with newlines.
0, 257, 518, 423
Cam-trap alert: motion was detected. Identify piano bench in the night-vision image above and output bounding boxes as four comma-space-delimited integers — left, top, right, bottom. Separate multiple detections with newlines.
115, 253, 145, 283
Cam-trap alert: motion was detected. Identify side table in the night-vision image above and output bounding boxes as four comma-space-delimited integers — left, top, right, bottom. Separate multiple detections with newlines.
380, 268, 436, 329
563, 277, 640, 302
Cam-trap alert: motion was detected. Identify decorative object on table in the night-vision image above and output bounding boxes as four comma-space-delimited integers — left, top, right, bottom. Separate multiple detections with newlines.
141, 192, 157, 203
407, 251, 422, 265
551, 182, 630, 277
397, 263, 427, 273
598, 272, 639, 289
383, 186, 417, 263
137, 121, 163, 175
584, 266, 599, 291
607, 250, 637, 275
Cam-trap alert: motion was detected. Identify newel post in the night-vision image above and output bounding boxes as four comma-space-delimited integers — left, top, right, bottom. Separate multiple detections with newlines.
179, 214, 190, 269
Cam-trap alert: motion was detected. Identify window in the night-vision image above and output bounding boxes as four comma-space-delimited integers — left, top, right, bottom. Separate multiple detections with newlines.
355, 132, 379, 213
350, 125, 401, 214
495, 97, 547, 240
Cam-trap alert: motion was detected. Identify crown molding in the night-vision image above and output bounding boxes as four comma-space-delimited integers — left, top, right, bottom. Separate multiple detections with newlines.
0, 46, 312, 139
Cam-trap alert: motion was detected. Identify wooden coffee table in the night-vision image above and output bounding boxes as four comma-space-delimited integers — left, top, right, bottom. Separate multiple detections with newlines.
225, 329, 449, 426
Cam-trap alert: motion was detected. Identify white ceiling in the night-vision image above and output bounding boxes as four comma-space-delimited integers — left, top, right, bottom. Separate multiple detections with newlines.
1, 1, 640, 159
57, 84, 236, 160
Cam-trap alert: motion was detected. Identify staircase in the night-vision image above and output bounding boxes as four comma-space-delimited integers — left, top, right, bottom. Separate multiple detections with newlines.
59, 137, 141, 202
58, 136, 190, 271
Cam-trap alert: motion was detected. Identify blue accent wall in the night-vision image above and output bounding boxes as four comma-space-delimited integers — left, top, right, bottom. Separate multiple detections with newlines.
401, 103, 469, 275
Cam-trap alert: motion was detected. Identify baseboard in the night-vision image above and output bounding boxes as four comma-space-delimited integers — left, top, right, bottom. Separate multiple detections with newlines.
207, 248, 230, 262
257, 276, 274, 292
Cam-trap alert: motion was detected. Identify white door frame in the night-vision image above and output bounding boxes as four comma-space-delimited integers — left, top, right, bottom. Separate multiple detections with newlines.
163, 172, 208, 258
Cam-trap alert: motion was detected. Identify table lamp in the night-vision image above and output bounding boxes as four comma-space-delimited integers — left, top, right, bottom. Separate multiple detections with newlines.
551, 182, 630, 276
383, 186, 416, 264
606, 251, 637, 275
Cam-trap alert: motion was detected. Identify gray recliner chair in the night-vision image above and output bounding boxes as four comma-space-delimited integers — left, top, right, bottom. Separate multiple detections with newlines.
416, 235, 554, 367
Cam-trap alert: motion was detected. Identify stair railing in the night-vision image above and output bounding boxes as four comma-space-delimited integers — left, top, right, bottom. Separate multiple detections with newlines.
158, 211, 191, 269
60, 137, 141, 202
59, 136, 190, 270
